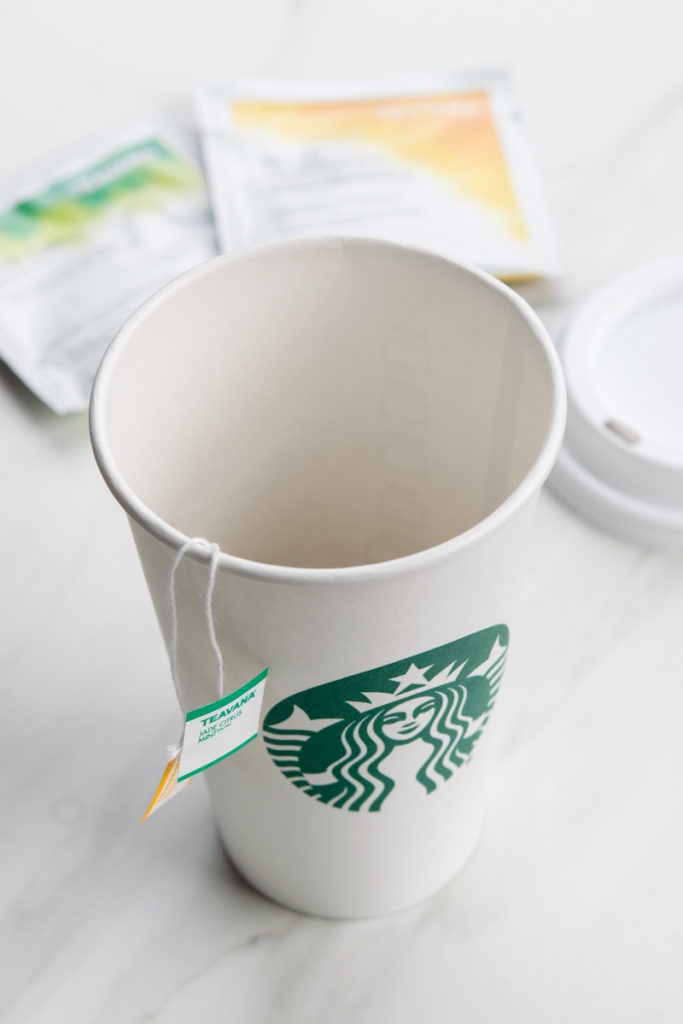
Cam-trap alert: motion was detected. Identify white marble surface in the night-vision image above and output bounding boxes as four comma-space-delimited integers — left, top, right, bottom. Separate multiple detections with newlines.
2, 1, 683, 1020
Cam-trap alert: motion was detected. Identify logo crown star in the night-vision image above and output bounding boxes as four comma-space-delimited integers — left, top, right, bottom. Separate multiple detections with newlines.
269, 703, 343, 733
345, 660, 467, 714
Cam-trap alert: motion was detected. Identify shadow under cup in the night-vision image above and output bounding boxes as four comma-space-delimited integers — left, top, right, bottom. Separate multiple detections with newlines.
96, 239, 559, 569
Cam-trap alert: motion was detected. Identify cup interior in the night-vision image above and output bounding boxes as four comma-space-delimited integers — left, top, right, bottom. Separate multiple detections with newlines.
100, 240, 556, 568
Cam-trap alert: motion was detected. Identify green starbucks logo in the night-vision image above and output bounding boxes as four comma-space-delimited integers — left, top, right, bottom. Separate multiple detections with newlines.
264, 625, 508, 812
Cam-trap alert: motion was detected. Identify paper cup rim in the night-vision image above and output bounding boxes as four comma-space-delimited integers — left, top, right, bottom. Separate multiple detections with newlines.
90, 237, 566, 586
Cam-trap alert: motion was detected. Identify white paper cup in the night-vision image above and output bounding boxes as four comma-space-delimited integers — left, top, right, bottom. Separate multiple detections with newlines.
90, 238, 565, 918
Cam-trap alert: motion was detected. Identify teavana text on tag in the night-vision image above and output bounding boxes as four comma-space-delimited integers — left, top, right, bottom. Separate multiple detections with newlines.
177, 668, 268, 781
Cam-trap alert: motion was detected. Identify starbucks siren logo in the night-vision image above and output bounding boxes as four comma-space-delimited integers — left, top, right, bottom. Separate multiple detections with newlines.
264, 625, 508, 812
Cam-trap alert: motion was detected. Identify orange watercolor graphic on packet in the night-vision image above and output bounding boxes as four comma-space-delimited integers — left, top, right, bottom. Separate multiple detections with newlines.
231, 92, 528, 242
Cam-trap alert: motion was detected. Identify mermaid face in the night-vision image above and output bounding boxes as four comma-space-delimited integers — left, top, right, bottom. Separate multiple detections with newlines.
377, 694, 438, 744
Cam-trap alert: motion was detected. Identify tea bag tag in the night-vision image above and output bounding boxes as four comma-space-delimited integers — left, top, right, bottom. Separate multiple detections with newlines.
177, 669, 268, 781
141, 537, 268, 821
141, 669, 268, 820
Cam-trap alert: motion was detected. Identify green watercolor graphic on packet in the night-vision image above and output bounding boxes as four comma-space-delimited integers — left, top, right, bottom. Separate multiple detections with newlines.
0, 139, 202, 262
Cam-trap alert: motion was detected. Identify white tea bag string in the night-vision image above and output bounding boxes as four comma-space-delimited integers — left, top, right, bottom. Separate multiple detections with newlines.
168, 538, 224, 705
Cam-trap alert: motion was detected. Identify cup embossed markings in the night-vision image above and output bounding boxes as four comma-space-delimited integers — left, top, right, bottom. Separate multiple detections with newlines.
374, 326, 431, 561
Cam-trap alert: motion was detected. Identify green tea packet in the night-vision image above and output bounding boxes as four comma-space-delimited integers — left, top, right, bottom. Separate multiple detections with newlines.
0, 122, 217, 413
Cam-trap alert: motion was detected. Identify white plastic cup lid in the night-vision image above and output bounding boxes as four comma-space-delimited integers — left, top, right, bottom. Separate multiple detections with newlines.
548, 262, 683, 549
